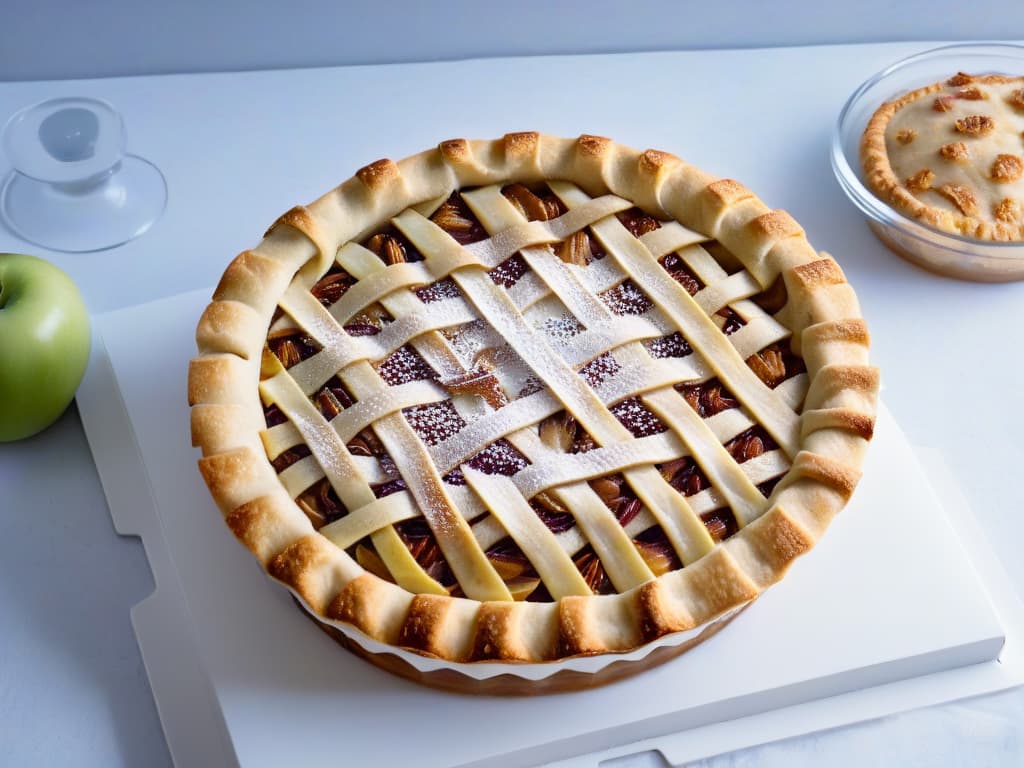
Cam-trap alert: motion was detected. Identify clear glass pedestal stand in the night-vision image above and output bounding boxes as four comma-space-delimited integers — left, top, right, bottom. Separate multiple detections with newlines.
1, 97, 167, 253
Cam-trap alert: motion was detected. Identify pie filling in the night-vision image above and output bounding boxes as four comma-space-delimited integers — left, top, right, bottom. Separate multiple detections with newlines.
257, 181, 808, 603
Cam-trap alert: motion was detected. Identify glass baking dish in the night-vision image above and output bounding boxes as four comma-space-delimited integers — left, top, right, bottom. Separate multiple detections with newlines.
831, 43, 1024, 282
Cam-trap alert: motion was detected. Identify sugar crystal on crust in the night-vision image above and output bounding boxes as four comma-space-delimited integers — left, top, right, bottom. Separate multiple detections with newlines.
991, 154, 1024, 183
905, 169, 935, 192
996, 197, 1021, 222
937, 183, 979, 216
955, 86, 987, 101
895, 128, 917, 144
938, 142, 969, 162
954, 115, 995, 136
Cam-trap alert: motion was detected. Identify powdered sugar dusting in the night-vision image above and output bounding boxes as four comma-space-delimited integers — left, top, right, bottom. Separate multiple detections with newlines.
490, 344, 537, 402
578, 353, 621, 387
541, 313, 584, 343
465, 439, 530, 476
403, 401, 466, 446
489, 254, 530, 287
517, 375, 545, 398
415, 277, 462, 304
645, 332, 693, 359
447, 320, 497, 370
377, 345, 438, 385
610, 397, 667, 437
600, 279, 654, 316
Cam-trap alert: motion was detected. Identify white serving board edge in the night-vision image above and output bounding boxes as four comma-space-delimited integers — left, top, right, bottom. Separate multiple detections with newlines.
549, 448, 1024, 768
77, 330, 240, 768
76, 289, 1022, 768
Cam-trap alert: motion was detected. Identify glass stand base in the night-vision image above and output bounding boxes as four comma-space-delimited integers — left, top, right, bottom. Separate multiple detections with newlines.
1, 154, 167, 253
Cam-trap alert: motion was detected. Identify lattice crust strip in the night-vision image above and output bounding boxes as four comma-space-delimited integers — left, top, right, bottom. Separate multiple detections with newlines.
189, 133, 878, 665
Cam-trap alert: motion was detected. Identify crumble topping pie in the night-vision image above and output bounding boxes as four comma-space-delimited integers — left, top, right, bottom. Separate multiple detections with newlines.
189, 133, 877, 675
862, 71, 1024, 240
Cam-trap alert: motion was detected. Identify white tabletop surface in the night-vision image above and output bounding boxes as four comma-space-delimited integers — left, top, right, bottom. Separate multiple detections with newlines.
1, 40, 1023, 767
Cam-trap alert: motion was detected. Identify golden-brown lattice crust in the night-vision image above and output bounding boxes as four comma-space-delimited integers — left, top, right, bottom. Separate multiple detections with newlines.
862, 73, 1024, 241
190, 133, 878, 670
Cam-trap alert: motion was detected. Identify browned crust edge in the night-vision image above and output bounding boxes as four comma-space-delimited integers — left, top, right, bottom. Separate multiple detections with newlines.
300, 596, 750, 695
188, 132, 879, 670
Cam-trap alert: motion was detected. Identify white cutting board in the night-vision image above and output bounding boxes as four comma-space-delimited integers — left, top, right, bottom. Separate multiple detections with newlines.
75, 287, 1016, 768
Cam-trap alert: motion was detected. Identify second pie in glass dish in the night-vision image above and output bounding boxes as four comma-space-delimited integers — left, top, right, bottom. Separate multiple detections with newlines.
862, 70, 1024, 241
189, 133, 878, 691
833, 43, 1024, 281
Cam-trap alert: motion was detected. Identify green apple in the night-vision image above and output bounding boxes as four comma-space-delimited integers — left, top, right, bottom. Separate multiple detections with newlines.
0, 253, 91, 441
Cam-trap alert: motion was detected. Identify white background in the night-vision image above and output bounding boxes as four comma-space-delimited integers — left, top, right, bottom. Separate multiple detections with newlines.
1, 0, 1023, 81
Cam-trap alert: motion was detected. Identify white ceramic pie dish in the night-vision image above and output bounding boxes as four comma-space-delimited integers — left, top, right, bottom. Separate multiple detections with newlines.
292, 590, 751, 691
831, 43, 1024, 282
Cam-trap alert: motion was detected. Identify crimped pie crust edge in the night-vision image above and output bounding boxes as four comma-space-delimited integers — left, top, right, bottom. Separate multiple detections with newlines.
188, 132, 878, 665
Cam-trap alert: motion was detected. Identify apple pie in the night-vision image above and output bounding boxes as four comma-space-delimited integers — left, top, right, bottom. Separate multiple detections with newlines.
189, 133, 877, 686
